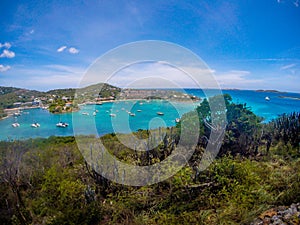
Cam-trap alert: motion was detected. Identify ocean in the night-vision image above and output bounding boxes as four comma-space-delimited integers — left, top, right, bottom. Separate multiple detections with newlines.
0, 89, 299, 141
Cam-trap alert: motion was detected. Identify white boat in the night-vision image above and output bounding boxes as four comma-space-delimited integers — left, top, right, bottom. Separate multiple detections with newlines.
13, 112, 21, 116
31, 122, 40, 128
137, 110, 142, 112
109, 113, 116, 117
129, 113, 135, 116
157, 112, 164, 116
56, 122, 69, 128
82, 112, 89, 116
93, 112, 97, 116
12, 123, 20, 128
175, 118, 180, 123
265, 96, 270, 101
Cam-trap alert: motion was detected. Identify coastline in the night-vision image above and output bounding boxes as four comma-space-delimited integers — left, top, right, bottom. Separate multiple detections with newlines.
0, 98, 200, 121
1, 106, 41, 121
278, 95, 300, 101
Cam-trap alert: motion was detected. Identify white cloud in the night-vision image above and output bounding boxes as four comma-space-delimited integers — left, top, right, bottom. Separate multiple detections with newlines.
0, 42, 11, 49
215, 70, 263, 89
0, 64, 11, 72
0, 49, 15, 58
280, 63, 296, 70
57, 45, 67, 52
1, 64, 85, 90
68, 47, 79, 54
57, 46, 79, 54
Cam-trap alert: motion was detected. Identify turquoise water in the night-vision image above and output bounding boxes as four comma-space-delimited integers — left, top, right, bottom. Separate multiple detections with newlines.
1, 89, 300, 141
186, 89, 300, 122
0, 100, 196, 141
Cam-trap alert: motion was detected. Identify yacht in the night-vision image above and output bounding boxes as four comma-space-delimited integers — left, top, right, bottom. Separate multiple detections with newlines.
109, 113, 116, 117
157, 112, 164, 116
12, 123, 20, 128
82, 112, 89, 116
93, 111, 97, 116
265, 96, 270, 101
31, 122, 40, 128
129, 113, 136, 116
175, 118, 180, 123
56, 122, 69, 128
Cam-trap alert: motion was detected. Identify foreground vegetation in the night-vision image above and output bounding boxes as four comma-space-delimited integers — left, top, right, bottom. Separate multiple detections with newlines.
0, 95, 299, 224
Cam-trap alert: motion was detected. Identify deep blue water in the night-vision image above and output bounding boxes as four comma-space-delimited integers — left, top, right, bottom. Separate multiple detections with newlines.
0, 89, 299, 141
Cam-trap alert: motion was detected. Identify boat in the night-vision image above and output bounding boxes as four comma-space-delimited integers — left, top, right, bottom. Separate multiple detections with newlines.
109, 113, 116, 117
157, 112, 164, 116
175, 118, 180, 123
265, 96, 270, 101
129, 113, 135, 116
56, 122, 69, 128
137, 109, 142, 112
12, 123, 20, 128
82, 112, 89, 116
93, 112, 97, 116
13, 112, 21, 116
31, 122, 40, 128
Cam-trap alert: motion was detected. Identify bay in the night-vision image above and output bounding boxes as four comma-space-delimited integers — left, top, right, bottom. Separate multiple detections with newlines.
0, 89, 300, 141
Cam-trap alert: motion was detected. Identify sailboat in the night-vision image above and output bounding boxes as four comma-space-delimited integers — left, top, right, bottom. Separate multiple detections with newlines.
31, 122, 40, 128
12, 122, 20, 128
12, 117, 20, 127
56, 122, 69, 128
56, 115, 69, 128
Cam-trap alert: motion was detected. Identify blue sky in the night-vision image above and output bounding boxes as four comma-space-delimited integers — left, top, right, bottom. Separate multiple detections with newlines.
0, 0, 299, 92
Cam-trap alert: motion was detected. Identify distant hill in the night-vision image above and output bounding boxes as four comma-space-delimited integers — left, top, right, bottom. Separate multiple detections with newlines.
0, 86, 45, 110
0, 83, 121, 111
255, 89, 285, 93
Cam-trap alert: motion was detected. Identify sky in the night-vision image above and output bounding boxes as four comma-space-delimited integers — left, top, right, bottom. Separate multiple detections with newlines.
0, 0, 300, 92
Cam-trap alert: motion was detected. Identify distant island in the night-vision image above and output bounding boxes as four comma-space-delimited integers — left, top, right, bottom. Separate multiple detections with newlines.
255, 89, 285, 93
278, 95, 300, 101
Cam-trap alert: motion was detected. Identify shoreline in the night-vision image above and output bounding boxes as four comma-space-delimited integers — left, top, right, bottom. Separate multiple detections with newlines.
1, 106, 41, 121
0, 98, 201, 121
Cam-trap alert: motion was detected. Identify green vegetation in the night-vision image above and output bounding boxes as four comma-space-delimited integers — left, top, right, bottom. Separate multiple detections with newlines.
0, 95, 299, 224
0, 83, 120, 114
0, 86, 44, 110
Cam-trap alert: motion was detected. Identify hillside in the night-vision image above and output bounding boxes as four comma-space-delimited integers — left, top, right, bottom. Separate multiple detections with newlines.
0, 83, 120, 111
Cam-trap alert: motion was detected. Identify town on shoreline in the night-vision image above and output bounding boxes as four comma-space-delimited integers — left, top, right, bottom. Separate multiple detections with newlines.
0, 83, 200, 120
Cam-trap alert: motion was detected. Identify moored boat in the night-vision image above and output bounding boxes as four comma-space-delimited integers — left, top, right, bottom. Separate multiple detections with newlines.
56, 122, 69, 128
12, 123, 20, 128
31, 122, 40, 128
